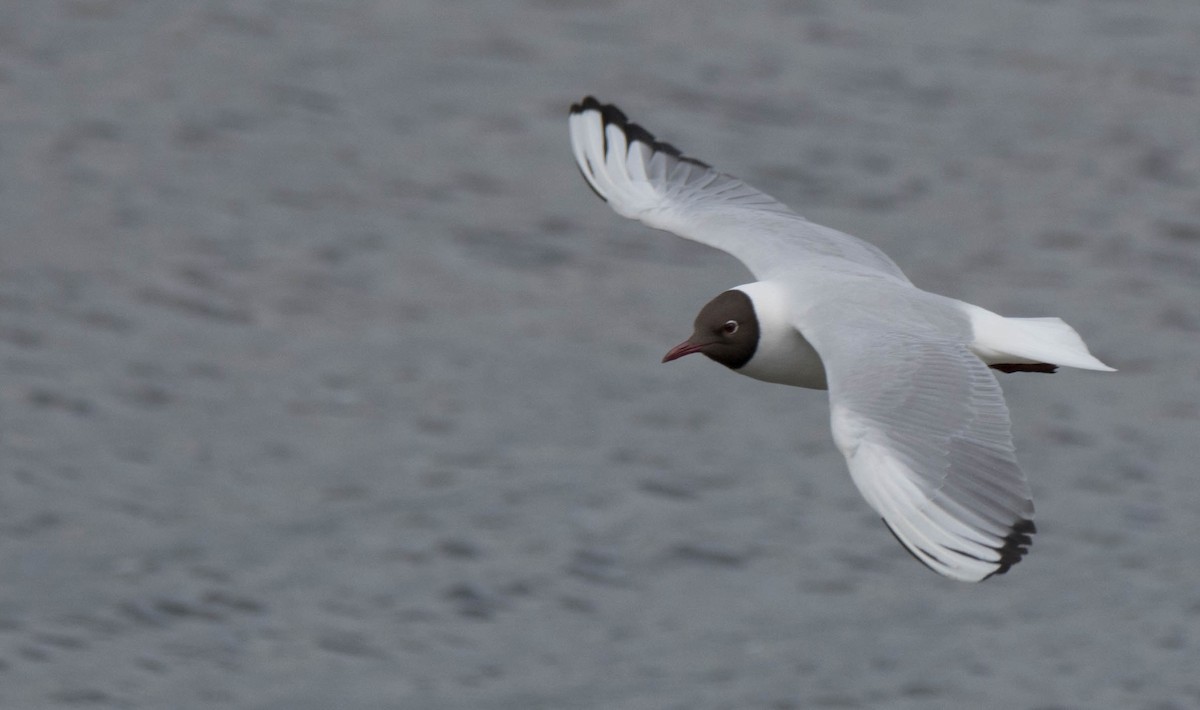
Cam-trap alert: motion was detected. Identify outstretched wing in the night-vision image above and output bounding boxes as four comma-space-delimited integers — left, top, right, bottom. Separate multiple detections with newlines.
568, 97, 908, 282
811, 320, 1036, 582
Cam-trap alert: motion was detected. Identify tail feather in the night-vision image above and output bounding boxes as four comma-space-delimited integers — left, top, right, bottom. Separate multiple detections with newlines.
968, 310, 1115, 373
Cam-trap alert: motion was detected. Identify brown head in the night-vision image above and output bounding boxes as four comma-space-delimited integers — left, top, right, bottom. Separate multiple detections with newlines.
662, 290, 760, 370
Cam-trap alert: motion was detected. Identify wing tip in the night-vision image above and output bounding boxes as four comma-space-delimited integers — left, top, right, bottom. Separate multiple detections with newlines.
982, 517, 1037, 580
882, 516, 1037, 582
568, 95, 710, 169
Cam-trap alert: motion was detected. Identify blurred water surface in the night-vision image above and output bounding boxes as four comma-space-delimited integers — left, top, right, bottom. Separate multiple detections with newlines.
0, 1, 1198, 708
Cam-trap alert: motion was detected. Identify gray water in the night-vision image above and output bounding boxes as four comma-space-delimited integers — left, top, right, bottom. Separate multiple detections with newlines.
1, 1, 1198, 708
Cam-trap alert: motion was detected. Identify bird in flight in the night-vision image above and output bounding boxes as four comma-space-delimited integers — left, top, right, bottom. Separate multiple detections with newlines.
568, 96, 1113, 582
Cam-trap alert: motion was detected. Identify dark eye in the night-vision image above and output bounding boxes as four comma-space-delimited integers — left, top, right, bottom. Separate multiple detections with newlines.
723, 320, 739, 334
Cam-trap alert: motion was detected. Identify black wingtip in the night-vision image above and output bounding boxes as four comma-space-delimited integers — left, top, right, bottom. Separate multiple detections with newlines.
568, 96, 710, 168
983, 518, 1037, 579
569, 95, 604, 116
883, 517, 1037, 581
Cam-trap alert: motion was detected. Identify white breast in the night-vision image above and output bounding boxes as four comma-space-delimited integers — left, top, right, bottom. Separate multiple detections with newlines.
734, 282, 828, 389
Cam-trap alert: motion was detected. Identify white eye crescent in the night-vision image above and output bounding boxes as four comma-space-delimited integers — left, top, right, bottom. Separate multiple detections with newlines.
723, 320, 739, 334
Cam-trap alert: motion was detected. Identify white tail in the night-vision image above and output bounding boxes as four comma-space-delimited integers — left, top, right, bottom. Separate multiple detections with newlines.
966, 307, 1115, 372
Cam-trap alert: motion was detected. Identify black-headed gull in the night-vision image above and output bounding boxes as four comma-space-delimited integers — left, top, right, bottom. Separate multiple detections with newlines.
568, 96, 1114, 582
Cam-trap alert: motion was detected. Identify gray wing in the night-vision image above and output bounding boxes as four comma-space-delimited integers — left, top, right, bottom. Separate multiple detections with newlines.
568, 97, 909, 282
809, 320, 1036, 582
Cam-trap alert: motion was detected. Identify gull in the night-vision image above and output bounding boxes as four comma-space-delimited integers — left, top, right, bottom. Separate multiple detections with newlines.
568, 96, 1114, 582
